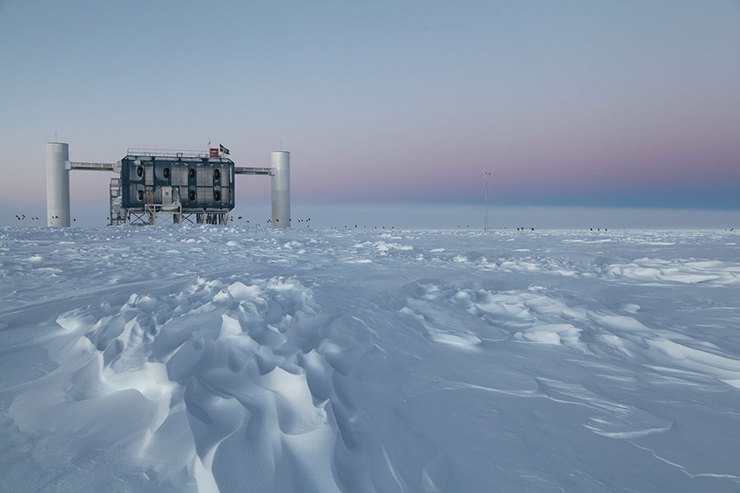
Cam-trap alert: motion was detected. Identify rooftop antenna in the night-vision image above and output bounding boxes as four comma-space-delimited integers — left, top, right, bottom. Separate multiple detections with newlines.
483, 170, 492, 232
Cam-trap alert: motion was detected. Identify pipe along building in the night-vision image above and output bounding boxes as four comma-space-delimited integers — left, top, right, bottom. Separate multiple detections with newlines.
46, 143, 290, 227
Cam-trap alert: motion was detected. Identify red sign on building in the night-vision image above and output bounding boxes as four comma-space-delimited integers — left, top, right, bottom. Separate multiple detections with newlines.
210, 148, 219, 158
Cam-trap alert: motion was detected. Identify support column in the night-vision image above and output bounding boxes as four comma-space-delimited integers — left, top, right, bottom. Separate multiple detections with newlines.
271, 151, 290, 227
46, 142, 71, 227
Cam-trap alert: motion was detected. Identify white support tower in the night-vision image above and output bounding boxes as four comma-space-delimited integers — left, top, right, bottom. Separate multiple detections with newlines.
271, 151, 290, 227
46, 142, 71, 227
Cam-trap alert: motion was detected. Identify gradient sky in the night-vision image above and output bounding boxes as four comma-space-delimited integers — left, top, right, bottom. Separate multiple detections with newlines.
1, 0, 739, 221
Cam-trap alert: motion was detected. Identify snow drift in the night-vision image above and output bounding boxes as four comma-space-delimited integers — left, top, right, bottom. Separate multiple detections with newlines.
1, 226, 739, 492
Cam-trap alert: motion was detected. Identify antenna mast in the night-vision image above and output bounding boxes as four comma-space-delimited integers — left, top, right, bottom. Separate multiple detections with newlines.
483, 171, 491, 232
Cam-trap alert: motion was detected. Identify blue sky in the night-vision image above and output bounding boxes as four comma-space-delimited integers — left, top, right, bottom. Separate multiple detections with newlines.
1, 0, 739, 225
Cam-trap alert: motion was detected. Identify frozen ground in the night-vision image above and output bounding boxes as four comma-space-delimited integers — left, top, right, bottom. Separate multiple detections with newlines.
1, 226, 739, 492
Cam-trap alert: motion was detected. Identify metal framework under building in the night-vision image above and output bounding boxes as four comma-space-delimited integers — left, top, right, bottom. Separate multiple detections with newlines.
45, 143, 290, 227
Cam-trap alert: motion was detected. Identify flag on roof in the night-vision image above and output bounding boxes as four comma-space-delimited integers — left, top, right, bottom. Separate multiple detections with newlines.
219, 144, 230, 155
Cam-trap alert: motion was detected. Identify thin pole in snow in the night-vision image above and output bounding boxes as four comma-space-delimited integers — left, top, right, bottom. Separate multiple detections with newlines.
483, 170, 491, 232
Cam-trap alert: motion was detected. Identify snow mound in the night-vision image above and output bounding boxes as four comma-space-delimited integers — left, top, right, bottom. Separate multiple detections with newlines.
602, 258, 740, 285
7, 276, 346, 492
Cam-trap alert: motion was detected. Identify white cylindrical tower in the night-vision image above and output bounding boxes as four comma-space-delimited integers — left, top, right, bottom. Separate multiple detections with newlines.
271, 151, 290, 228
46, 142, 70, 227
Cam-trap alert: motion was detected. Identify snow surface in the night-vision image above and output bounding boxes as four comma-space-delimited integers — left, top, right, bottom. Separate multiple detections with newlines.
1, 226, 739, 492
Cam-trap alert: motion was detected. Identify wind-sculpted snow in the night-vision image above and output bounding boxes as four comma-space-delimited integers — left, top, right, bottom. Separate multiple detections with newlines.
1, 226, 739, 492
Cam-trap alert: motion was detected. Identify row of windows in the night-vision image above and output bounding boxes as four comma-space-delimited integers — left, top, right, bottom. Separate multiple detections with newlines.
132, 165, 229, 185
132, 187, 230, 204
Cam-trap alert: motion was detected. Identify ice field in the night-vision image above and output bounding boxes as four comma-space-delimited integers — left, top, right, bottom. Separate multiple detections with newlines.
1, 226, 739, 492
